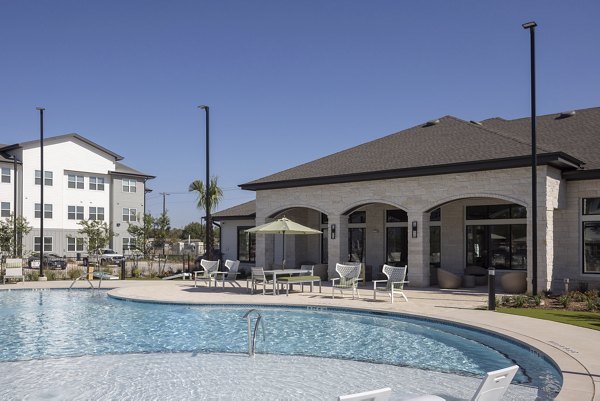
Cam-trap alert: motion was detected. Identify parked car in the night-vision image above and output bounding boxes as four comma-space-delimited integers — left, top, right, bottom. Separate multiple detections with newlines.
96, 249, 125, 265
27, 253, 67, 269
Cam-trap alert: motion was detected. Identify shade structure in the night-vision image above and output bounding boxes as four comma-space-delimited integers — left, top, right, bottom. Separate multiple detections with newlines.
246, 217, 322, 269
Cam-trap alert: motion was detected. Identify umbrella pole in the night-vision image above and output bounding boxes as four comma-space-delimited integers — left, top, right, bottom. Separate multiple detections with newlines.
282, 231, 285, 269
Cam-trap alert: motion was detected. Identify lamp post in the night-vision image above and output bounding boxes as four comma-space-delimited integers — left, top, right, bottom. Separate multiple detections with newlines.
36, 107, 45, 278
522, 21, 538, 295
198, 105, 211, 260
12, 154, 18, 258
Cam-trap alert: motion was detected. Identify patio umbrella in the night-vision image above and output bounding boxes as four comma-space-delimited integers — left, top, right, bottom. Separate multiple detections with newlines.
245, 217, 322, 269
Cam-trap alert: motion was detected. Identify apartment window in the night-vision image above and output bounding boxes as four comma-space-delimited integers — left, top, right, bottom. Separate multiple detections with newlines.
1, 202, 10, 217
34, 203, 53, 219
583, 198, 600, 273
34, 236, 53, 252
1, 168, 10, 183
68, 205, 84, 220
67, 237, 85, 252
122, 179, 137, 193
123, 208, 137, 222
123, 237, 136, 253
68, 174, 84, 189
237, 227, 256, 263
89, 176, 105, 191
35, 170, 53, 186
89, 207, 105, 221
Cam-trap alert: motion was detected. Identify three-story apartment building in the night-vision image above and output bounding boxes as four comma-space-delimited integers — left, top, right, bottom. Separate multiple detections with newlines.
0, 134, 153, 257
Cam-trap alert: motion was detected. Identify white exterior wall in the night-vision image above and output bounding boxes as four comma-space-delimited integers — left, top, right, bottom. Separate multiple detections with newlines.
0, 161, 15, 219
253, 166, 564, 289
219, 218, 255, 272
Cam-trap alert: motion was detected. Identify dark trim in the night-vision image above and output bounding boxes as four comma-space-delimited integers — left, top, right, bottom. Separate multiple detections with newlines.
237, 226, 256, 263
213, 214, 256, 221
240, 153, 584, 191
582, 221, 600, 275
564, 169, 600, 181
108, 171, 156, 179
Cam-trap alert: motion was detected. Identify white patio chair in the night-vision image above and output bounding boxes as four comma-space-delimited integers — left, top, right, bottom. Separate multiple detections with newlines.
409, 364, 518, 401
194, 259, 220, 288
3, 258, 24, 284
331, 263, 361, 299
222, 259, 241, 287
250, 267, 274, 295
338, 387, 391, 401
373, 264, 409, 303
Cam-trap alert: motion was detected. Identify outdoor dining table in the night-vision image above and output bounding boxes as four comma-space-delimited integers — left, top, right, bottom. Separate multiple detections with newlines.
263, 268, 311, 295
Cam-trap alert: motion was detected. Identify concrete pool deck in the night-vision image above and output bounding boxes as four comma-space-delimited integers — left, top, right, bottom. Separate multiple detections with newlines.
2, 279, 599, 401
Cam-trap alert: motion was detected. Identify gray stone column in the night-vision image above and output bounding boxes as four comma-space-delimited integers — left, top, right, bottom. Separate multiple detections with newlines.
327, 214, 348, 279
407, 212, 430, 287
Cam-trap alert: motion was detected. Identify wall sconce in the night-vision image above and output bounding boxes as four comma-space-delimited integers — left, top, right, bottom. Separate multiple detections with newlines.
411, 221, 418, 238
330, 224, 336, 239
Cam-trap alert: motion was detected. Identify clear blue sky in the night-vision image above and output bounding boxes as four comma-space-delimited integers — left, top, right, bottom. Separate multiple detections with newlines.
2, 0, 599, 228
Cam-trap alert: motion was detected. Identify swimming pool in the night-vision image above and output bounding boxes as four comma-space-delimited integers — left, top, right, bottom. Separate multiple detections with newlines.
0, 289, 561, 400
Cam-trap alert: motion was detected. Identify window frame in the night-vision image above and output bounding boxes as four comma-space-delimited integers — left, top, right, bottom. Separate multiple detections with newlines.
582, 198, 600, 274
237, 226, 256, 263
89, 176, 105, 191
0, 202, 10, 217
122, 208, 137, 223
122, 179, 137, 193
34, 203, 52, 219
1, 167, 10, 183
89, 206, 105, 221
68, 205, 84, 220
68, 174, 84, 189
34, 236, 53, 252
67, 237, 85, 252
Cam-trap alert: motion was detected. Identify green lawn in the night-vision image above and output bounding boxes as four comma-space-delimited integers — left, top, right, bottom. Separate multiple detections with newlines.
497, 308, 600, 331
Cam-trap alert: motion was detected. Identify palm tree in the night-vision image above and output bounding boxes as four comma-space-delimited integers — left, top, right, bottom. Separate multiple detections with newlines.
189, 177, 223, 258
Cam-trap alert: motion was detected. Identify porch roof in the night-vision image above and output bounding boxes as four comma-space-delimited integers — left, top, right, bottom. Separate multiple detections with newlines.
212, 200, 256, 221
241, 107, 598, 191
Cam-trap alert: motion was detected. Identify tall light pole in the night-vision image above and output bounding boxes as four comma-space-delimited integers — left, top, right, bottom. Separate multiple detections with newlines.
198, 105, 212, 259
522, 21, 538, 295
12, 154, 18, 258
36, 107, 45, 278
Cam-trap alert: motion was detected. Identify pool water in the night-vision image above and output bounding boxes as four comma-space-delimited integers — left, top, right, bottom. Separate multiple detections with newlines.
0, 290, 561, 400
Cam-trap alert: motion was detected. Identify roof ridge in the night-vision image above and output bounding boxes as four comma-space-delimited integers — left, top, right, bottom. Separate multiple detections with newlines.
497, 105, 600, 123
446, 115, 555, 153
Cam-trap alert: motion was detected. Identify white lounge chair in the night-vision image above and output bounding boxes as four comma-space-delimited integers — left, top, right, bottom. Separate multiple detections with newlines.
222, 259, 241, 287
194, 259, 220, 287
331, 263, 361, 299
250, 267, 274, 295
3, 258, 24, 284
373, 264, 409, 302
403, 365, 519, 401
338, 387, 391, 401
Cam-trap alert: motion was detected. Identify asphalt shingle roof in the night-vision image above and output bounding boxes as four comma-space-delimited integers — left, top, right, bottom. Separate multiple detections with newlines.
241, 107, 599, 190
212, 200, 256, 220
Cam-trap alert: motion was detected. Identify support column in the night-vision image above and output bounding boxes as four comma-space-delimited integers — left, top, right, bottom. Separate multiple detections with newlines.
407, 212, 430, 287
327, 214, 348, 279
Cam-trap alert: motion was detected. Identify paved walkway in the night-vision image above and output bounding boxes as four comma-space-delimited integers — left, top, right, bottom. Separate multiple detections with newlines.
3, 279, 599, 401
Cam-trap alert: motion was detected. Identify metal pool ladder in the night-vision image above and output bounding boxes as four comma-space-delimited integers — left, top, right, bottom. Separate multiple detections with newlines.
69, 272, 101, 290
242, 309, 265, 357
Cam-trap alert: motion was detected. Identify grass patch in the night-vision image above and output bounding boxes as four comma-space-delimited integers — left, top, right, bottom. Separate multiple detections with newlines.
497, 308, 600, 331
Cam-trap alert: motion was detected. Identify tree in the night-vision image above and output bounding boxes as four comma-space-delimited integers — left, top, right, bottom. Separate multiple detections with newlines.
189, 176, 223, 258
0, 214, 32, 257
77, 220, 115, 265
127, 213, 155, 258
181, 222, 203, 240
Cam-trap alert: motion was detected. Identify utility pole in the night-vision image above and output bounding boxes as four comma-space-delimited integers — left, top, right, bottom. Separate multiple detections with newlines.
159, 192, 169, 215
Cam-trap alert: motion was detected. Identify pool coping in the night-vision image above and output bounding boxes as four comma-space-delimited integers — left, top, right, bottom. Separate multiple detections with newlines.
2, 280, 598, 400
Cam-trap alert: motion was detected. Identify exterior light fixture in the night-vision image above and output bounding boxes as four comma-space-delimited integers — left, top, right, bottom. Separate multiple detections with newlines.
411, 221, 418, 238
330, 224, 336, 240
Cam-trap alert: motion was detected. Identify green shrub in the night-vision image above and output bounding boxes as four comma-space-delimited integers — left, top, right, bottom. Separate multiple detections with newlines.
26, 271, 39, 281
132, 267, 142, 278
586, 298, 597, 312
68, 268, 82, 280
585, 289, 599, 301
531, 294, 542, 306
514, 295, 528, 308
558, 294, 572, 308
570, 291, 587, 302
495, 296, 503, 307
44, 270, 58, 281
501, 295, 512, 306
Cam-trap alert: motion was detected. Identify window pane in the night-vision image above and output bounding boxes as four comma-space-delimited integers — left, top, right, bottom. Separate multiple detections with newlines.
45, 171, 53, 186
490, 225, 510, 268
35, 170, 42, 185
430, 226, 441, 267
68, 237, 75, 252
511, 225, 527, 270
466, 225, 488, 268
348, 228, 365, 262
584, 222, 600, 273
348, 211, 366, 224
321, 213, 328, 224
386, 227, 407, 266
429, 208, 441, 222
321, 229, 328, 264
386, 209, 407, 223
237, 228, 255, 263
1, 202, 10, 217
1, 168, 10, 183
466, 206, 487, 220
583, 198, 600, 215
511, 205, 527, 218
489, 205, 510, 219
